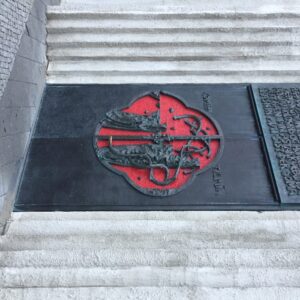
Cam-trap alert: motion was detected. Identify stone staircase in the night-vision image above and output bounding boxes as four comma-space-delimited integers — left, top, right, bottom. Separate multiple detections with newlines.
1, 211, 300, 299
46, 1, 300, 83
1, 1, 300, 299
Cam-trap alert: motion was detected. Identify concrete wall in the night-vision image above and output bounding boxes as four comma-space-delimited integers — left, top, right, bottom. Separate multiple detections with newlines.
0, 0, 56, 232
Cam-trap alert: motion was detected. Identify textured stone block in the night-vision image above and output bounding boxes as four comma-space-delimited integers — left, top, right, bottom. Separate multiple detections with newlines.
1, 80, 40, 107
0, 160, 22, 200
0, 170, 3, 197
19, 33, 46, 64
0, 132, 30, 167
9, 55, 45, 83
30, 0, 47, 24
25, 13, 46, 44
0, 107, 35, 138
0, 195, 4, 212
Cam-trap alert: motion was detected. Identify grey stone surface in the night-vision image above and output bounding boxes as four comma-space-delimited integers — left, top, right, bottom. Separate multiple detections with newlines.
0, 0, 48, 232
0, 80, 41, 107
0, 0, 34, 98
26, 13, 47, 44
0, 196, 3, 211
0, 287, 300, 300
30, 0, 47, 24
57, 0, 300, 12
0, 162, 20, 197
1, 212, 300, 295
47, 3, 300, 83
0, 171, 3, 197
9, 56, 45, 83
0, 133, 30, 168
0, 107, 35, 138
43, 0, 61, 5
18, 34, 47, 64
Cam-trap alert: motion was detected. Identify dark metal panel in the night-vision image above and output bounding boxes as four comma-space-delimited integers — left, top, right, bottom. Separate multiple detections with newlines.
251, 84, 300, 204
15, 84, 279, 211
34, 84, 257, 139
15, 137, 275, 211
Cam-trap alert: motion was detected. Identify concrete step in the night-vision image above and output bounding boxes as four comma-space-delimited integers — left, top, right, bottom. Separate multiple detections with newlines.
47, 41, 299, 51
1, 213, 299, 292
46, 6, 300, 84
48, 1, 300, 14
2, 212, 300, 251
46, 8, 300, 16
46, 16, 300, 33
46, 11, 300, 22
0, 266, 300, 288
47, 59, 300, 83
47, 60, 300, 73
46, 31, 300, 46
48, 47, 300, 61
5, 217, 300, 236
47, 26, 300, 35
11, 211, 300, 221
1, 249, 300, 268
3, 231, 300, 251
1, 266, 300, 288
47, 73, 300, 84
1, 287, 300, 300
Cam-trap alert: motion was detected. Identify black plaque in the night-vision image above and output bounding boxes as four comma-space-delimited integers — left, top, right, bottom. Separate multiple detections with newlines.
251, 85, 300, 204
15, 84, 280, 211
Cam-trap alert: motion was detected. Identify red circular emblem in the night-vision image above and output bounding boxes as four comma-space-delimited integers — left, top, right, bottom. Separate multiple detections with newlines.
94, 91, 224, 196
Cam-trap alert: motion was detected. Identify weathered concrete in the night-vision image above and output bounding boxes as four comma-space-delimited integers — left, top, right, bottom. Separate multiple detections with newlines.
1, 287, 300, 300
1, 211, 300, 294
46, 6, 300, 83
56, 0, 300, 13
0, 0, 49, 233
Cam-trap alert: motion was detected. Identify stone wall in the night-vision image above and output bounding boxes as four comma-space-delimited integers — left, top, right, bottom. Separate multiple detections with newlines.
0, 0, 54, 231
0, 0, 34, 99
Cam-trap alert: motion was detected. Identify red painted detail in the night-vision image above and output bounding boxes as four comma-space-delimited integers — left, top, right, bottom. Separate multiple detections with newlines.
97, 94, 221, 191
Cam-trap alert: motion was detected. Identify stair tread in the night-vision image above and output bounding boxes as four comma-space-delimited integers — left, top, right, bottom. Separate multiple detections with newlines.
1, 287, 300, 300
47, 60, 300, 72
46, 32, 300, 44
47, 74, 300, 84
5, 217, 300, 235
0, 249, 299, 268
11, 211, 300, 221
1, 266, 300, 288
47, 7, 300, 15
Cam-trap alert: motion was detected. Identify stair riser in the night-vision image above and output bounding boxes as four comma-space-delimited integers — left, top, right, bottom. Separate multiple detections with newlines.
47, 71, 300, 77
46, 32, 300, 44
48, 55, 300, 62
0, 249, 299, 268
47, 42, 300, 50
46, 16, 300, 28
10, 211, 300, 221
2, 232, 300, 251
47, 27, 300, 34
47, 44, 300, 58
46, 12, 300, 20
46, 74, 300, 84
47, 60, 300, 72
6, 219, 300, 236
1, 287, 300, 300
1, 267, 299, 288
